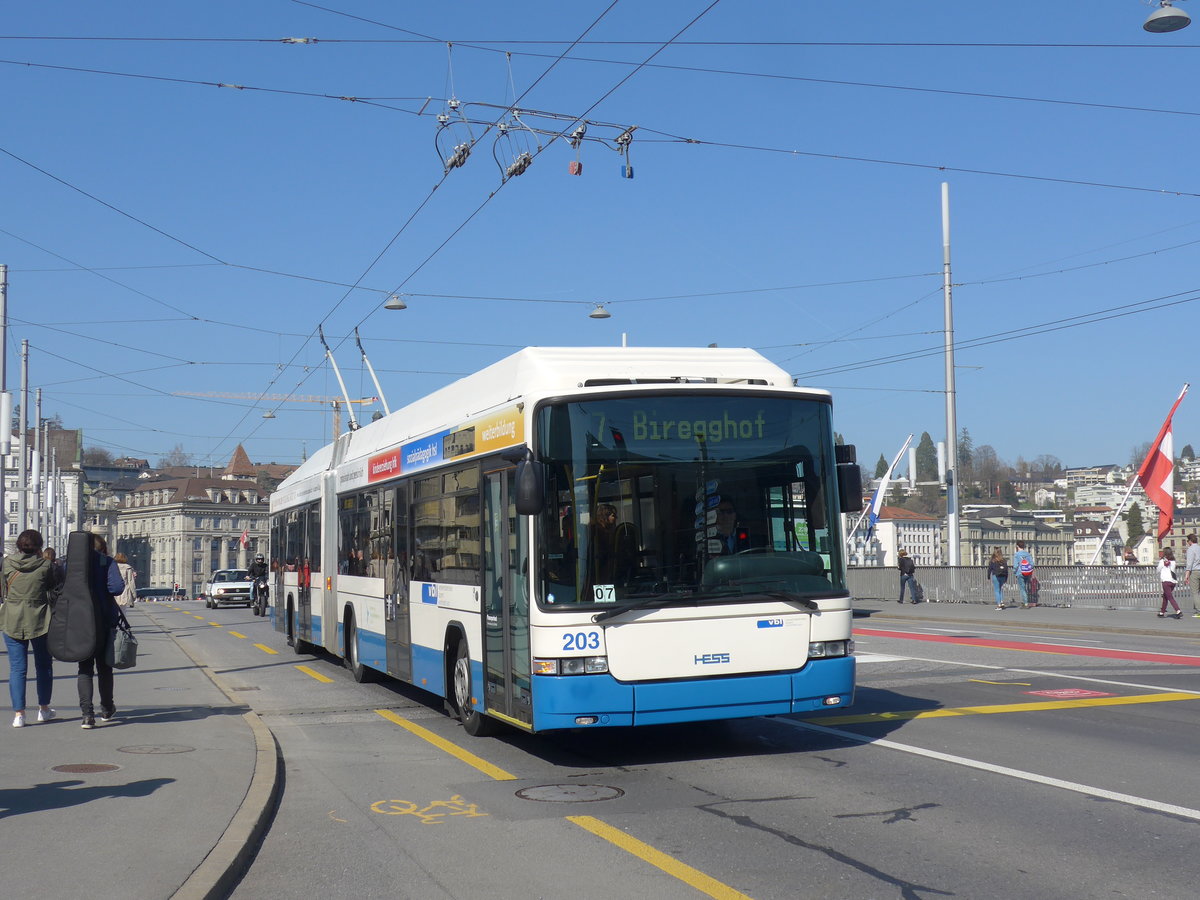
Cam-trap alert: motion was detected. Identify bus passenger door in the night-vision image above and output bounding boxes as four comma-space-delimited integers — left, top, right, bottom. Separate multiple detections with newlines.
385, 483, 412, 680
482, 463, 532, 728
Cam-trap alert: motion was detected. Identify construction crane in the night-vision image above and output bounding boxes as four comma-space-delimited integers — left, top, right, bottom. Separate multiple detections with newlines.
174, 392, 378, 443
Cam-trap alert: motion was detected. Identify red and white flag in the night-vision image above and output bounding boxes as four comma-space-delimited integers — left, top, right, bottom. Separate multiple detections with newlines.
239, 529, 249, 548
1136, 384, 1189, 541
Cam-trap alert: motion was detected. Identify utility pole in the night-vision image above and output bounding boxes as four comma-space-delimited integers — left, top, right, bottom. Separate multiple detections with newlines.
942, 183, 961, 566
18, 339, 28, 536
31, 388, 41, 533
0, 264, 7, 554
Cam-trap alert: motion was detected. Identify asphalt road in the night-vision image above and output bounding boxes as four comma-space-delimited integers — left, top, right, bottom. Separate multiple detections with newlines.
145, 603, 1200, 900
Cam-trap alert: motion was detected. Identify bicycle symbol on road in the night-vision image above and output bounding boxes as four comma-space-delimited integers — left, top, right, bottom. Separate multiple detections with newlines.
370, 794, 489, 825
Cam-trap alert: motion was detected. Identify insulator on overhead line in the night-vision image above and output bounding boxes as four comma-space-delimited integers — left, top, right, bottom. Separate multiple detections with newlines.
445, 143, 471, 169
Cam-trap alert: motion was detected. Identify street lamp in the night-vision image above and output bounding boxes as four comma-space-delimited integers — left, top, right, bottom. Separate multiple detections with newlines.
384, 294, 408, 311
1145, 0, 1190, 32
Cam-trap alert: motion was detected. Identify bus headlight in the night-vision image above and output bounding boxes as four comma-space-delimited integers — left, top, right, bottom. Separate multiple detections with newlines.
808, 640, 849, 658
533, 656, 609, 676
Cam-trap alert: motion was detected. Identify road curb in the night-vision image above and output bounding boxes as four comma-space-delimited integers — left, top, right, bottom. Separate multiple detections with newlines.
171, 711, 282, 900
149, 608, 284, 900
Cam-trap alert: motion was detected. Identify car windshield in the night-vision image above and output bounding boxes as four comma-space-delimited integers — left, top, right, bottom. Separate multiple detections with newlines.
534, 394, 845, 608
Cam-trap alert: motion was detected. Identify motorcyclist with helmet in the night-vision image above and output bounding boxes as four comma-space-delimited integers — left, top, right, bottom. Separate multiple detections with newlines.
248, 553, 270, 616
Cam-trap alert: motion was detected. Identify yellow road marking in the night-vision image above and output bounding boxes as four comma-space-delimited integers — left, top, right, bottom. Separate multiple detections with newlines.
192, 614, 205, 619
227, 631, 246, 639
808, 692, 1200, 725
297, 665, 334, 683
208, 622, 222, 627
969, 679, 1030, 686
373, 711, 748, 897
374, 709, 517, 781
568, 815, 753, 900
254, 643, 278, 655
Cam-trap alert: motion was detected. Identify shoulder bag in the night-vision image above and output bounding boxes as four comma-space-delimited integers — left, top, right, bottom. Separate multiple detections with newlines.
107, 607, 138, 669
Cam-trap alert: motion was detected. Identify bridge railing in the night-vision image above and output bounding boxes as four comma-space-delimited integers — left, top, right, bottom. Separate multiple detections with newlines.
846, 565, 1187, 610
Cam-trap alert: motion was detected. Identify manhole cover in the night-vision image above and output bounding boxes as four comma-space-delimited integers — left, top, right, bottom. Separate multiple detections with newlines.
51, 763, 121, 774
516, 784, 624, 803
119, 745, 195, 754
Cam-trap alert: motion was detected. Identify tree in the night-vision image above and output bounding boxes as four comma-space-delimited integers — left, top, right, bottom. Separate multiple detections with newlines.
1000, 480, 1018, 506
82, 446, 113, 466
1125, 503, 1146, 546
159, 443, 191, 467
1130, 442, 1152, 467
957, 427, 974, 485
874, 454, 889, 478
1033, 454, 1062, 478
1182, 444, 1195, 460
915, 432, 937, 483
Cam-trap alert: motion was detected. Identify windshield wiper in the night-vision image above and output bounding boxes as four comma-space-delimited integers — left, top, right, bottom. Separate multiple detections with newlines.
591, 588, 753, 622
591, 585, 820, 622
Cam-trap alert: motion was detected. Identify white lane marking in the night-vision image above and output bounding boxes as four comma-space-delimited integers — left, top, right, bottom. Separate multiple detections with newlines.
777, 718, 1200, 822
861, 652, 1200, 696
854, 654, 907, 663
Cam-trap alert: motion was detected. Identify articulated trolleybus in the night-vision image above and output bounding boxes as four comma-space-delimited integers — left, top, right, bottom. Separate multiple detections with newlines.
270, 347, 863, 736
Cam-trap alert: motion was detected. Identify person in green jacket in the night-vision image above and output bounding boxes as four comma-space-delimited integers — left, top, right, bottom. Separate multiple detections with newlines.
2, 529, 60, 727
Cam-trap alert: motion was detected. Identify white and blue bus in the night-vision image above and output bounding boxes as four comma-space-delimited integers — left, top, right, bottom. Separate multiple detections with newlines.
269, 347, 863, 735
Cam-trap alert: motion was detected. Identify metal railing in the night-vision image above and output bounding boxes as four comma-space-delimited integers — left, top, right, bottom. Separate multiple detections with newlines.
847, 565, 1190, 610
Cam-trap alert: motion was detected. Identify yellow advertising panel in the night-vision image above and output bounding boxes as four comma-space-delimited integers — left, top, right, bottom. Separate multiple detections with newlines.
474, 406, 524, 454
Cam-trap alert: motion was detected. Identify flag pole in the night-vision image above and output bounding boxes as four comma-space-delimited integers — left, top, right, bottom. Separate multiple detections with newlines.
847, 433, 914, 551
1089, 382, 1189, 564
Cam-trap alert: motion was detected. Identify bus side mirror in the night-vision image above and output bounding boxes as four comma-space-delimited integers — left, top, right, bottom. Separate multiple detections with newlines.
515, 458, 546, 515
836, 444, 863, 513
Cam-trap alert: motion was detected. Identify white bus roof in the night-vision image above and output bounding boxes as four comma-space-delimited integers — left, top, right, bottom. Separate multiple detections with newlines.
273, 346, 822, 509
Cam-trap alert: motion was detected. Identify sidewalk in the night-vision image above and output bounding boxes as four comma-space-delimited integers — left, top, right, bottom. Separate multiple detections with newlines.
0, 605, 279, 900
855, 596, 1200, 639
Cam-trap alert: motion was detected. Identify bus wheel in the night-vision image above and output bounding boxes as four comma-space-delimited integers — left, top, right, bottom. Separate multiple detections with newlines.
452, 640, 500, 736
289, 603, 308, 655
345, 613, 376, 683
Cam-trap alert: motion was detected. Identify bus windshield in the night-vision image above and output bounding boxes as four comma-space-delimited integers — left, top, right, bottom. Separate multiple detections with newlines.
534, 394, 846, 608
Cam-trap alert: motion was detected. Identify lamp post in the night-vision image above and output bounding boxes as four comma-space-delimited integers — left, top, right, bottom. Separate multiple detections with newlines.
941, 183, 961, 566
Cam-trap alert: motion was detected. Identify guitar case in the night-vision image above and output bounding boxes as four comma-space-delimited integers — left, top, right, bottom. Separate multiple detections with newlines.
46, 530, 103, 662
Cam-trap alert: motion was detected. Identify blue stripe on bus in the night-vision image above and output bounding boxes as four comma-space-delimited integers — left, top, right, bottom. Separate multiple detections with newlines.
529, 656, 855, 731
412, 644, 447, 699
358, 625, 387, 671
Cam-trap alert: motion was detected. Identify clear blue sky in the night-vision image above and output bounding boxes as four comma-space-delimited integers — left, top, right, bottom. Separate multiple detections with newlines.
3, 1, 1198, 472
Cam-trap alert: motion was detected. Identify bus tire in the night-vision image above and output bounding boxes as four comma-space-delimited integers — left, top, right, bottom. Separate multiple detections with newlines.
451, 638, 500, 736
289, 601, 309, 655
345, 612, 376, 683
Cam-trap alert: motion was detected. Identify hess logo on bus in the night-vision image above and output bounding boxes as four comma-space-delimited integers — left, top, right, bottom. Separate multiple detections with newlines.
694, 652, 731, 665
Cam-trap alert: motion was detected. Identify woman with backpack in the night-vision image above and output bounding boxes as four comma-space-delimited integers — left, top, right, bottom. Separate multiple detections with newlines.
987, 548, 1010, 610
2, 529, 60, 727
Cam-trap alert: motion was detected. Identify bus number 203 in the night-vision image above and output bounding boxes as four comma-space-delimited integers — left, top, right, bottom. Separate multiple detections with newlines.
563, 631, 601, 651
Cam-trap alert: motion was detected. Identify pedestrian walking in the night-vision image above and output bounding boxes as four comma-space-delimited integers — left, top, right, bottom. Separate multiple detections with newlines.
114, 552, 138, 608
2, 529, 61, 727
1014, 540, 1037, 608
1157, 547, 1183, 620
897, 549, 917, 604
76, 534, 125, 729
1183, 534, 1200, 617
987, 548, 1009, 610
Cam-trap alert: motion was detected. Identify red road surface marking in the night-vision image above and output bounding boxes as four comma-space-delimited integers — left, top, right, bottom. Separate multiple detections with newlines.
854, 627, 1200, 666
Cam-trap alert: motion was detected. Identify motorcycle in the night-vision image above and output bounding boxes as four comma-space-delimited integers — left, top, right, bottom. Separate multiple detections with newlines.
252, 576, 270, 617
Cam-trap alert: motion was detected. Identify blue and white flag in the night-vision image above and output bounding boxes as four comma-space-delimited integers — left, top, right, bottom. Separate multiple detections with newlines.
865, 434, 914, 541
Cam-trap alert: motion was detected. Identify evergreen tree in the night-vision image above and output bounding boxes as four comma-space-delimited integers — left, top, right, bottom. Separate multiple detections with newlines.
1126, 503, 1146, 545
1182, 443, 1195, 460
874, 454, 889, 478
915, 432, 937, 483
1000, 480, 1018, 505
